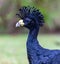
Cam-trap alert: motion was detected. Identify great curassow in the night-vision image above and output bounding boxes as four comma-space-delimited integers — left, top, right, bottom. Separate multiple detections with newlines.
16, 6, 60, 64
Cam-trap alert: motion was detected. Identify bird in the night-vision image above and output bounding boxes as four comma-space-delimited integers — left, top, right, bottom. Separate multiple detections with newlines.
16, 6, 60, 64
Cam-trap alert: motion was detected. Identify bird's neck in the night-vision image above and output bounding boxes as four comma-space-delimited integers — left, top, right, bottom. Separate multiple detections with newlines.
27, 26, 44, 53
27, 26, 44, 50
27, 26, 39, 42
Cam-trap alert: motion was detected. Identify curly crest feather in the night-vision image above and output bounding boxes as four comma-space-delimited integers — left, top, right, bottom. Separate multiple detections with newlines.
16, 6, 44, 26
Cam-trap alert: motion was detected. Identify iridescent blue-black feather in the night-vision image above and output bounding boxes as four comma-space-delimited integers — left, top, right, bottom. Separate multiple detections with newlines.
16, 6, 60, 64
16, 6, 44, 26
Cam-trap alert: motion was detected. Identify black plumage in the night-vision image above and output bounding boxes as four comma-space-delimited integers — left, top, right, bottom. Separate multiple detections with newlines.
16, 6, 60, 64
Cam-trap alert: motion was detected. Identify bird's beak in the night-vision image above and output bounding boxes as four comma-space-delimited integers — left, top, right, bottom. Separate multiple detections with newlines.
16, 19, 24, 27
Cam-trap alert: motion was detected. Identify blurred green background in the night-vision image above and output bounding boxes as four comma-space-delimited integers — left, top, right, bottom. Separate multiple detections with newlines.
0, 0, 60, 64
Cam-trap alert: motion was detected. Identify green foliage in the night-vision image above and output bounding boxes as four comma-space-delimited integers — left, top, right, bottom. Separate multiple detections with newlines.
21, 0, 34, 6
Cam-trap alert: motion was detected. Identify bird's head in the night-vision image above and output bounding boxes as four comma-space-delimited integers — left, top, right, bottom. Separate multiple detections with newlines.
16, 6, 44, 29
